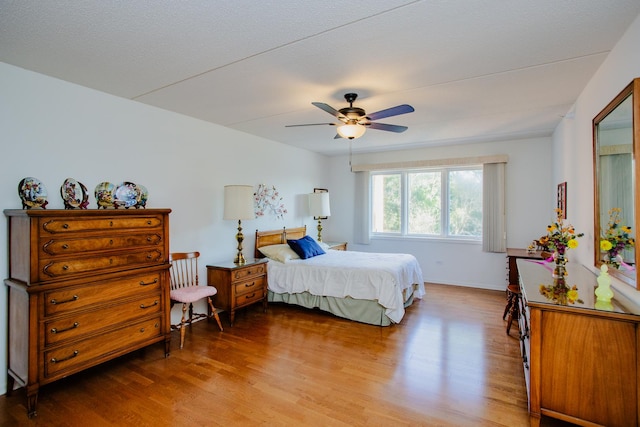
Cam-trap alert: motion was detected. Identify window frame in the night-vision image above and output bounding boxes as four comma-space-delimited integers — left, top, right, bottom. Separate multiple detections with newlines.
370, 165, 483, 242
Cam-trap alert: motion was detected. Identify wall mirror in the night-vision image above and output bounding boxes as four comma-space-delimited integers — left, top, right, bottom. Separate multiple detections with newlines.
593, 78, 640, 289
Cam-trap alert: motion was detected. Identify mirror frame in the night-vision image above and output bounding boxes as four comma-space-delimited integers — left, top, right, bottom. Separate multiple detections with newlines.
593, 78, 640, 290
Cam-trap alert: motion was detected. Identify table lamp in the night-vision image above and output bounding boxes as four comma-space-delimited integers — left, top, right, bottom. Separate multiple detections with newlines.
308, 192, 331, 242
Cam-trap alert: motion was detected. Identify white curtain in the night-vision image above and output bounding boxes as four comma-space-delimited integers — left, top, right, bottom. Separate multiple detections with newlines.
482, 162, 506, 253
354, 171, 370, 244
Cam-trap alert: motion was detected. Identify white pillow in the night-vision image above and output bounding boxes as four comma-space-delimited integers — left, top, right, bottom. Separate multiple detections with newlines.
317, 241, 330, 251
258, 244, 300, 263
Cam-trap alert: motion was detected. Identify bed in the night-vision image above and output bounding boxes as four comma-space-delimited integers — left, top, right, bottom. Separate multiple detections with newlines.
255, 226, 425, 326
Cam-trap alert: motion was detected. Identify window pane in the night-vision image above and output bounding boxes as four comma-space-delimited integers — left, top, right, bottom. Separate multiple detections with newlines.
448, 169, 482, 237
408, 172, 441, 234
372, 174, 401, 233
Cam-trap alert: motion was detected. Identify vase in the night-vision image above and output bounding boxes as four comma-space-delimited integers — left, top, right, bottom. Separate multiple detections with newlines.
595, 264, 614, 303
552, 250, 567, 279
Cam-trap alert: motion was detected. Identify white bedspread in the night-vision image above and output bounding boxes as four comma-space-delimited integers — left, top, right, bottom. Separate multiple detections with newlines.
267, 250, 425, 323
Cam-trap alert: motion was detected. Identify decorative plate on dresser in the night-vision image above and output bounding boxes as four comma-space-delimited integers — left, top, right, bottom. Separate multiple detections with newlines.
18, 177, 48, 209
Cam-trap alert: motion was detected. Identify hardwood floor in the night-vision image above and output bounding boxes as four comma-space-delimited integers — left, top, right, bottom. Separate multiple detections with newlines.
0, 283, 576, 427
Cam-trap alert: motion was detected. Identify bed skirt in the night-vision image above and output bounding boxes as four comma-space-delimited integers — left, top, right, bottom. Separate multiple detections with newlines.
268, 290, 416, 326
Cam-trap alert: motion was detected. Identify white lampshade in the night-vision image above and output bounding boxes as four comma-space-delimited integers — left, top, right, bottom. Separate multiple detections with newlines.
309, 192, 331, 218
337, 124, 366, 139
223, 185, 255, 220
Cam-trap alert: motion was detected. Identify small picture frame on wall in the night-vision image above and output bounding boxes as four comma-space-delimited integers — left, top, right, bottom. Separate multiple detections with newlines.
557, 182, 567, 218
313, 188, 329, 220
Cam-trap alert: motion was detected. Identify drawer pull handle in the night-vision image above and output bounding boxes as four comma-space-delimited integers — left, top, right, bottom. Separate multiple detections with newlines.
110, 221, 114, 227
140, 300, 159, 309
245, 293, 256, 299
140, 328, 145, 333
50, 295, 78, 305
139, 278, 158, 286
50, 350, 78, 364
147, 220, 152, 225
62, 223, 69, 229
147, 236, 152, 242
51, 322, 79, 334
147, 254, 152, 259
62, 265, 69, 270
62, 244, 69, 249
109, 239, 114, 245
245, 282, 255, 288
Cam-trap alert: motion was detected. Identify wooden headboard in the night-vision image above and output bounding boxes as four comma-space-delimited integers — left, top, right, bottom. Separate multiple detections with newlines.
254, 226, 307, 258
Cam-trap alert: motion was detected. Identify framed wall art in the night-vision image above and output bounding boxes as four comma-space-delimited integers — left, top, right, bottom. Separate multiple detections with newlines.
557, 182, 567, 218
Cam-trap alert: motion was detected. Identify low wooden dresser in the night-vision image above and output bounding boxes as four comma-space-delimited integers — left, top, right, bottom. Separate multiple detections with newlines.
516, 259, 640, 427
4, 208, 172, 417
206, 258, 268, 326
325, 241, 348, 251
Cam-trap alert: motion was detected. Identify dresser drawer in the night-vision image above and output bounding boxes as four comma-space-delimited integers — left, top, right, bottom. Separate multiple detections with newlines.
40, 233, 163, 257
44, 316, 162, 378
44, 294, 162, 346
40, 215, 164, 235
39, 249, 164, 281
231, 263, 266, 282
44, 272, 162, 316
233, 276, 265, 297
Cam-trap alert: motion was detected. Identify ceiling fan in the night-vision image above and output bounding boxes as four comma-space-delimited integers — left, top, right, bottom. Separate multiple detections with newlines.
286, 93, 414, 140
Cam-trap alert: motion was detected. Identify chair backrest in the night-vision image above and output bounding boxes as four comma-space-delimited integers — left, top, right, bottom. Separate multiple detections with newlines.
169, 252, 200, 290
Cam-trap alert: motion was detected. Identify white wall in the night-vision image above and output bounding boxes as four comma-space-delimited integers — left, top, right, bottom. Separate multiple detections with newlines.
325, 137, 553, 290
552, 13, 640, 303
0, 62, 331, 395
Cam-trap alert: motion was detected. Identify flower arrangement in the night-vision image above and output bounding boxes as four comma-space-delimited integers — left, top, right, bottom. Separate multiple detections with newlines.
600, 207, 634, 269
538, 208, 584, 256
254, 184, 287, 219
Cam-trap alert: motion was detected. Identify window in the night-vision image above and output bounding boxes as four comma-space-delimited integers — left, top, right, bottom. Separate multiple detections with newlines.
371, 167, 482, 239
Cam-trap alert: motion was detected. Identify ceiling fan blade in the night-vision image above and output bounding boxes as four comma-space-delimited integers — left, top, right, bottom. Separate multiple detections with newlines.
334, 133, 342, 139
367, 122, 408, 133
312, 102, 347, 121
285, 123, 337, 127
366, 104, 414, 121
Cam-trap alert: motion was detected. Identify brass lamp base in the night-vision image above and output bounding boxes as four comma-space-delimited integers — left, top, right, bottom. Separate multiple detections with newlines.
316, 219, 323, 242
234, 219, 247, 265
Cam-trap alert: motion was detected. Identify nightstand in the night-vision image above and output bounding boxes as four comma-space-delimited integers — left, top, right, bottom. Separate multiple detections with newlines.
325, 241, 348, 251
206, 258, 268, 326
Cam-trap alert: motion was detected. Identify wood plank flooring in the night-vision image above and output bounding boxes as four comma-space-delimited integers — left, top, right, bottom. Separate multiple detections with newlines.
0, 283, 576, 427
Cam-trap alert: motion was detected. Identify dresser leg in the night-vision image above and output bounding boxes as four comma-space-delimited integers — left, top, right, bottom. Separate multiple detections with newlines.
529, 414, 541, 427
26, 388, 38, 418
229, 310, 235, 327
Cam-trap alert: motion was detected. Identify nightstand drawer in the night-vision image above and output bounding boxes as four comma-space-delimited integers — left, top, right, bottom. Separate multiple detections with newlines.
232, 263, 267, 281
233, 276, 265, 297
234, 289, 264, 307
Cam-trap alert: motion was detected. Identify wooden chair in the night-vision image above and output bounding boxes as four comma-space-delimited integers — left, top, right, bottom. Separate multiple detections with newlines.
169, 252, 223, 349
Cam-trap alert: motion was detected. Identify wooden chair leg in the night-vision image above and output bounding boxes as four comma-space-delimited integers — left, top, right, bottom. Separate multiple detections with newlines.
503, 291, 514, 320
180, 303, 188, 349
207, 297, 224, 332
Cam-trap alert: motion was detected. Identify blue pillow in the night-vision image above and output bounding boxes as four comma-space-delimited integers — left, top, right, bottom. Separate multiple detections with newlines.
287, 235, 326, 259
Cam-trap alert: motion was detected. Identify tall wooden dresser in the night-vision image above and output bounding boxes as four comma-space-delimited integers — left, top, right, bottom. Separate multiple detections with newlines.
4, 209, 172, 417
516, 259, 640, 427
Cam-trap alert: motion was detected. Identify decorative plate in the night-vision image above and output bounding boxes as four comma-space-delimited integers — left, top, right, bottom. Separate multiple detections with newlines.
135, 183, 148, 208
114, 182, 138, 208
60, 178, 89, 209
18, 177, 48, 209
94, 182, 115, 209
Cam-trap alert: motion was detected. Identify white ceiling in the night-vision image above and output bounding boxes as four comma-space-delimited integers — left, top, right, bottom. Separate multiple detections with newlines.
2, 1, 639, 156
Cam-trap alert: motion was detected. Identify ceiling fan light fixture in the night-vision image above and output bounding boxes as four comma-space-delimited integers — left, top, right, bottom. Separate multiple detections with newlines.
337, 124, 366, 140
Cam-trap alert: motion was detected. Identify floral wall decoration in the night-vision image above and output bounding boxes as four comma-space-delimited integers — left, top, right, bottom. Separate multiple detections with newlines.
254, 184, 287, 219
